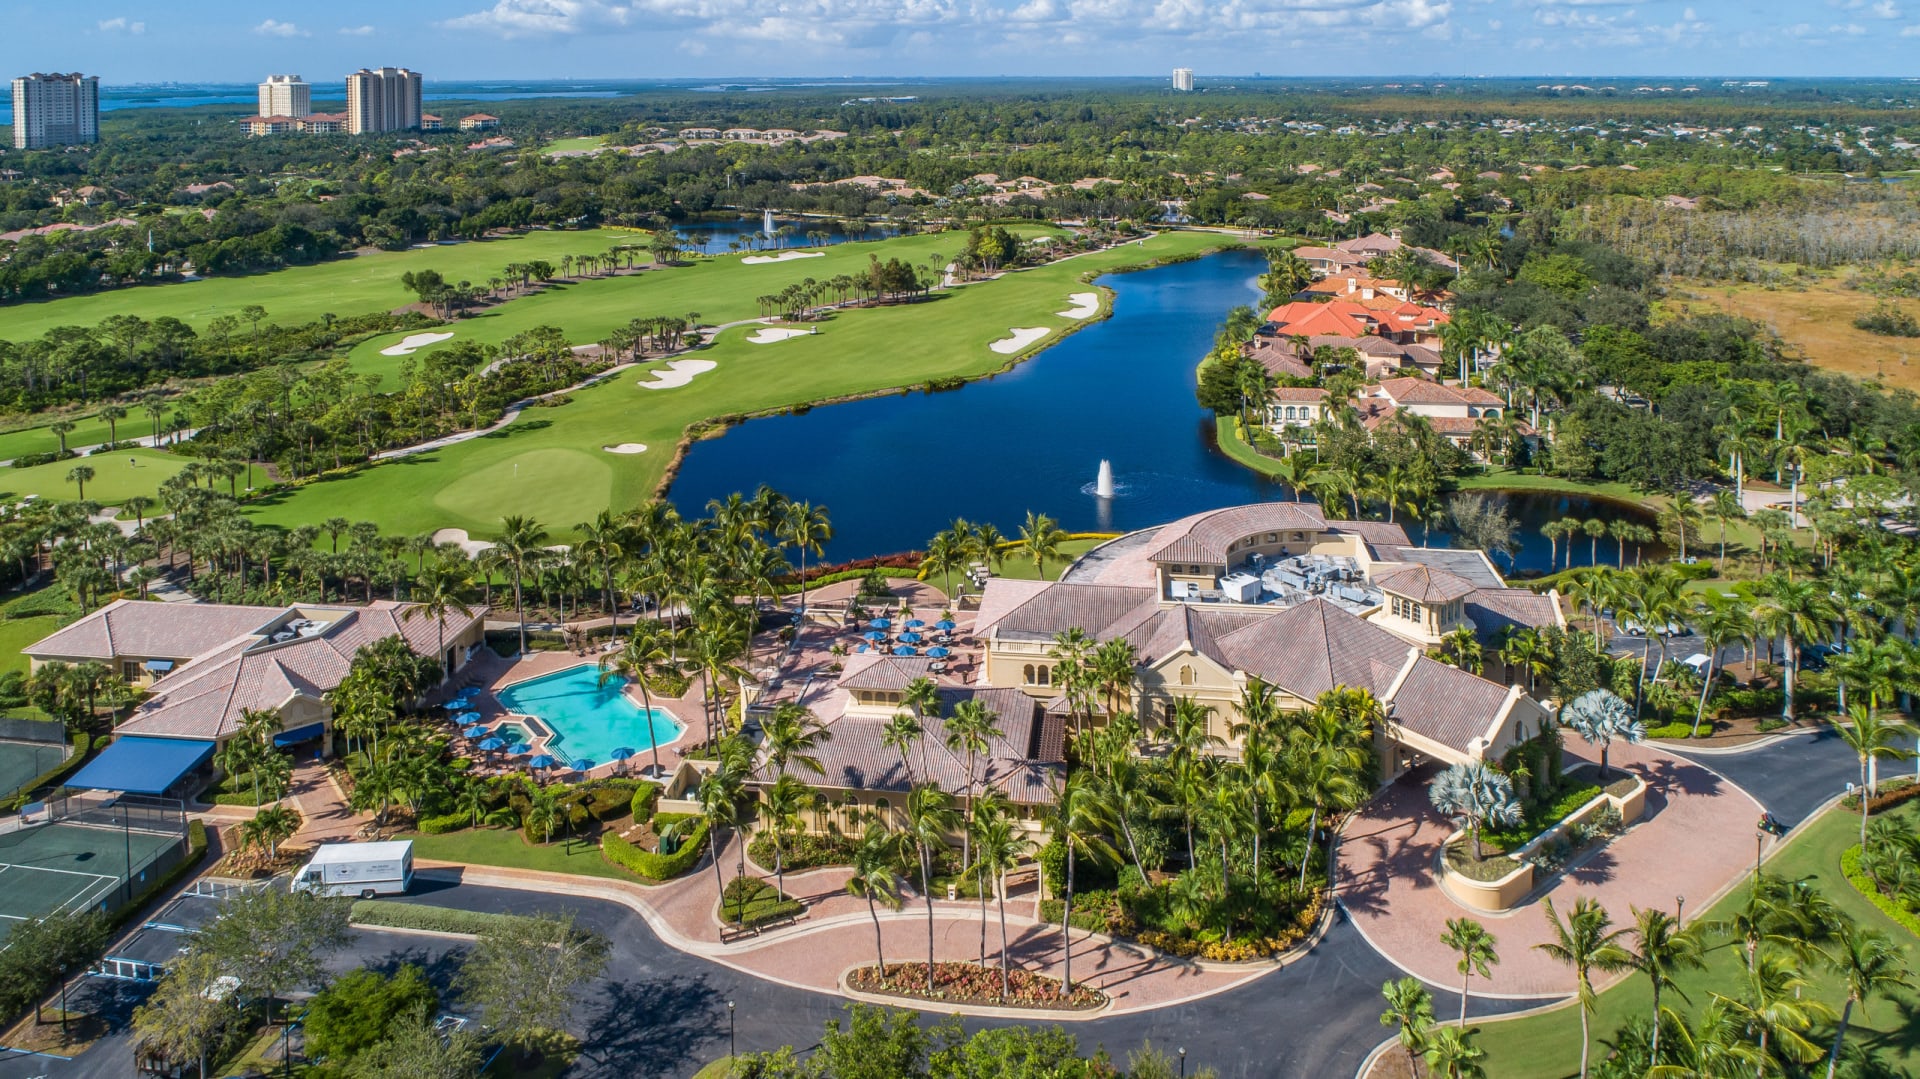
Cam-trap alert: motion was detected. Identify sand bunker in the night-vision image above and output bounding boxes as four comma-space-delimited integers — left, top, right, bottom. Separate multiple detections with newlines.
1057, 292, 1099, 319
747, 326, 815, 344
431, 528, 494, 557
380, 332, 455, 356
636, 359, 718, 390
742, 251, 826, 265
603, 443, 648, 454
990, 327, 1050, 355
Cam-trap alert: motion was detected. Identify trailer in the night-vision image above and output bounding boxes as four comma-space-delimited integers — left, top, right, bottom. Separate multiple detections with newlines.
291, 840, 413, 898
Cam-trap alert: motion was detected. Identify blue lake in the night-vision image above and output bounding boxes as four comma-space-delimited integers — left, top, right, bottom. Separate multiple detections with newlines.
670, 218, 898, 255
669, 249, 1654, 575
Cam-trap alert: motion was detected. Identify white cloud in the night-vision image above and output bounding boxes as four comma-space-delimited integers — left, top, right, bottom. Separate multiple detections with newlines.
1830, 20, 1867, 31
254, 18, 309, 37
1901, 19, 1920, 30
97, 16, 146, 33
339, 24, 377, 35
1869, 0, 1900, 16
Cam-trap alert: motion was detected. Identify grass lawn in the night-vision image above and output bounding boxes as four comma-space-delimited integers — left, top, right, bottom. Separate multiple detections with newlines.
0, 229, 645, 342
0, 615, 62, 675
246, 229, 1245, 540
406, 826, 635, 881
987, 537, 1110, 581
0, 448, 192, 506
541, 135, 608, 154
0, 416, 136, 464
1474, 798, 1920, 1078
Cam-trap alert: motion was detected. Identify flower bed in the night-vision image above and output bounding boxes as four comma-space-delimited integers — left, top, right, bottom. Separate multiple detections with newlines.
1038, 881, 1325, 963
1842, 777, 1919, 814
846, 962, 1106, 1010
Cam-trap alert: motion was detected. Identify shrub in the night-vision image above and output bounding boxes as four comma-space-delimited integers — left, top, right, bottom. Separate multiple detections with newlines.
628, 781, 661, 825
602, 815, 708, 881
1842, 777, 1920, 814
304, 964, 437, 1065
417, 811, 470, 835
1855, 305, 1920, 338
847, 961, 1104, 1009
720, 876, 804, 928
1840, 845, 1920, 937
748, 829, 857, 871
10, 450, 75, 469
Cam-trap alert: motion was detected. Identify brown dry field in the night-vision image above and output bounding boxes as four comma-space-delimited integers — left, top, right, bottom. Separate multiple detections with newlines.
1664, 277, 1920, 391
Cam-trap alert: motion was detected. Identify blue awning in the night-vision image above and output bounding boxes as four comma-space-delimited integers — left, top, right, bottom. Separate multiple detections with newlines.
144, 660, 175, 672
66, 737, 214, 795
273, 723, 325, 747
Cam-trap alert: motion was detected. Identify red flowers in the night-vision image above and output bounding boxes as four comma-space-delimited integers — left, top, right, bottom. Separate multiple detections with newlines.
848, 963, 1106, 1010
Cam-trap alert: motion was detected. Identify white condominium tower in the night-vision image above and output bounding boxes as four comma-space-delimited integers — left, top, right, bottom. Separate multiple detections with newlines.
11, 72, 100, 149
258, 75, 312, 118
345, 67, 423, 134
1172, 67, 1194, 92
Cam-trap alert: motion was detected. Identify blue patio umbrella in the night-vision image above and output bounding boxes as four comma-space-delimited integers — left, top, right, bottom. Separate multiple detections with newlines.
455, 711, 481, 724
855, 644, 869, 653
935, 619, 956, 630
477, 736, 507, 751
898, 631, 923, 644
462, 724, 491, 738
506, 742, 532, 755
528, 754, 558, 770
892, 645, 918, 656
609, 747, 636, 761
569, 758, 595, 772
926, 647, 951, 659
904, 618, 926, 628
863, 630, 886, 641
869, 617, 891, 629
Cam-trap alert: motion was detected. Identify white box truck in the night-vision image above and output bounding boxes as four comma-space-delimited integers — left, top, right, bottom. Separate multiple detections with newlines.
291, 840, 414, 898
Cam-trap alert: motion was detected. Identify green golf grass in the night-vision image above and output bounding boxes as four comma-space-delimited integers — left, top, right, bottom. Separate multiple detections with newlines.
541, 135, 608, 153
1474, 797, 1920, 1078
984, 537, 1109, 581
0, 229, 647, 342
0, 448, 191, 506
246, 229, 1246, 540
0, 615, 62, 675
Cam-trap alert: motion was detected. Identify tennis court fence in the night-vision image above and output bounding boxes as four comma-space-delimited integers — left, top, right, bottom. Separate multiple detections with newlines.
46, 791, 189, 837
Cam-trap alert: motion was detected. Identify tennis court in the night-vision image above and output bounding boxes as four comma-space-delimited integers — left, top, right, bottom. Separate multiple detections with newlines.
0, 821, 183, 944
0, 737, 69, 799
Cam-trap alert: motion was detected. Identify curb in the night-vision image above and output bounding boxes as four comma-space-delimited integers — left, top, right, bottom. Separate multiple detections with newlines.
1653, 726, 1825, 756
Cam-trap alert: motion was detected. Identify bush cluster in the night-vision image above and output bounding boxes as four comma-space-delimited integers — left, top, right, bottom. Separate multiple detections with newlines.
720, 876, 804, 928
748, 829, 858, 871
847, 961, 1106, 1010
602, 813, 708, 881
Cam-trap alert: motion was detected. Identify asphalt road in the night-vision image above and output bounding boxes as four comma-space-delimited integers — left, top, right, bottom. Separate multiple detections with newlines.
0, 878, 1537, 1079
1660, 725, 1902, 828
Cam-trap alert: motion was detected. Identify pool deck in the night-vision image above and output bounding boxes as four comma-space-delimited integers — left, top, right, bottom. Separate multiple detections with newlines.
457, 650, 705, 780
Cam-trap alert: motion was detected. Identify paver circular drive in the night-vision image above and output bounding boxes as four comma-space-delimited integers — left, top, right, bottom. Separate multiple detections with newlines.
1336, 742, 1763, 997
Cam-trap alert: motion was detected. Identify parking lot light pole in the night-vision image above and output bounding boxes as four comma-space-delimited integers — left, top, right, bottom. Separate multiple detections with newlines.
1179, 1047, 1187, 1078
1675, 893, 1685, 930
728, 1000, 736, 1057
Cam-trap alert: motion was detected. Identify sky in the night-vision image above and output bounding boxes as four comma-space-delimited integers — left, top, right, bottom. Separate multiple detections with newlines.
5, 0, 1920, 84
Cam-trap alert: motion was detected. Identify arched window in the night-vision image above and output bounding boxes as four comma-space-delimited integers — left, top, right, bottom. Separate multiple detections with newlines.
1037, 665, 1051, 686
1023, 664, 1036, 685
874, 797, 891, 826
1179, 665, 1195, 686
1513, 720, 1527, 743
1284, 406, 1296, 420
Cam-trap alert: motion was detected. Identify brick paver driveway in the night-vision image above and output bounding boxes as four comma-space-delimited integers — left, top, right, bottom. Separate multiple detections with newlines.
1337, 742, 1764, 997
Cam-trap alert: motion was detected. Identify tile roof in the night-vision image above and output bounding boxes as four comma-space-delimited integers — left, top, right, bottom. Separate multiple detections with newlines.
1148, 503, 1332, 564
986, 583, 1157, 642
972, 578, 1053, 637
838, 653, 934, 691
1214, 600, 1418, 702
1465, 588, 1564, 634
1375, 565, 1478, 604
27, 599, 277, 661
1387, 656, 1513, 752
1271, 386, 1331, 402
1377, 547, 1505, 589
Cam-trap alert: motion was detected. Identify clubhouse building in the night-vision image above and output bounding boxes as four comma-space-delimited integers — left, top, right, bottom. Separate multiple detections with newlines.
758, 502, 1563, 830
26, 599, 486, 796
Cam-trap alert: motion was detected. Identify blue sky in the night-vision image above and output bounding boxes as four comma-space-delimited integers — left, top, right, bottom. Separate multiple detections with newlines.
5, 0, 1919, 84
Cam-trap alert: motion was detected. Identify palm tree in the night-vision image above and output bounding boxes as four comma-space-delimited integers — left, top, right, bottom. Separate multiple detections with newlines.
1835, 703, 1915, 847
845, 823, 904, 979
1821, 922, 1913, 1079
402, 561, 473, 681
763, 701, 832, 779
1710, 489, 1745, 571
241, 803, 299, 860
697, 765, 744, 898
1016, 510, 1065, 578
1691, 593, 1753, 736
971, 808, 1032, 998
882, 712, 922, 787
1045, 773, 1118, 995
1752, 573, 1838, 721
903, 784, 960, 992
66, 465, 95, 500
1534, 897, 1633, 1079
1423, 1025, 1487, 1079
1559, 689, 1645, 781
601, 618, 675, 774
1626, 905, 1704, 1066
756, 772, 812, 902
573, 510, 628, 636
493, 515, 549, 655
1441, 917, 1499, 1024
776, 500, 832, 619
1379, 977, 1436, 1079
944, 698, 1000, 871
1719, 950, 1833, 1073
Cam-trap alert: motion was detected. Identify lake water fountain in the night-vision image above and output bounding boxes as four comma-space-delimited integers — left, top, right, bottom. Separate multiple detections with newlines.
762, 208, 775, 237
1094, 459, 1115, 499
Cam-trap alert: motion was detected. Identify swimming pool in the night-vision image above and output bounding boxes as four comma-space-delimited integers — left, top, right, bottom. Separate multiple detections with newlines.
494, 666, 685, 763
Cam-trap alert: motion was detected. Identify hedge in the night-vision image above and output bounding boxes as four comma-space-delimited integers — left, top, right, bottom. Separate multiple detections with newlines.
1841, 845, 1920, 938
211, 788, 273, 807
350, 899, 544, 936
1842, 777, 1920, 814
1, 731, 90, 812
602, 815, 708, 881
629, 782, 660, 825
417, 811, 470, 835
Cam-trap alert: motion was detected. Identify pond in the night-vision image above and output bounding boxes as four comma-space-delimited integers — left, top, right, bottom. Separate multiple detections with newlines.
668, 249, 1657, 576
668, 217, 899, 255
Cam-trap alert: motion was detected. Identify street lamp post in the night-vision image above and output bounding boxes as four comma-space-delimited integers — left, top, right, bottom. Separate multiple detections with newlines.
728, 1000, 736, 1058
1755, 830, 1764, 882
1675, 893, 1685, 930
1179, 1047, 1187, 1078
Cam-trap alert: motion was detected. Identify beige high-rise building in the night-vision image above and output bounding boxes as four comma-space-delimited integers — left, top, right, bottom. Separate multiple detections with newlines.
1172, 67, 1194, 92
258, 75, 311, 119
344, 67, 423, 134
11, 72, 100, 149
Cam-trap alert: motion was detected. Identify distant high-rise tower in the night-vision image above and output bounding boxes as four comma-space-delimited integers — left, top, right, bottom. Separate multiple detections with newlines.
258, 75, 311, 118
11, 72, 100, 149
344, 67, 423, 134
1172, 67, 1195, 92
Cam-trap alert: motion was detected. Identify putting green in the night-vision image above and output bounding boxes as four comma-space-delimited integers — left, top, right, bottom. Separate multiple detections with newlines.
428, 447, 613, 531
0, 448, 191, 506
247, 229, 1255, 539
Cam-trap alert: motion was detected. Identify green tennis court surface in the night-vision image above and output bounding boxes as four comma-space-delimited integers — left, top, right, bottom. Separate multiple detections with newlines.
0, 822, 181, 944
0, 739, 68, 799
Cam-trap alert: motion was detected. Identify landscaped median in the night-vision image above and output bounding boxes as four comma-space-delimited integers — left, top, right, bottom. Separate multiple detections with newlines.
1441, 764, 1647, 913
843, 961, 1108, 1012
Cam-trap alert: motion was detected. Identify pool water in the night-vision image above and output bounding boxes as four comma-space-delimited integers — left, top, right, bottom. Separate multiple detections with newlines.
494, 666, 685, 762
